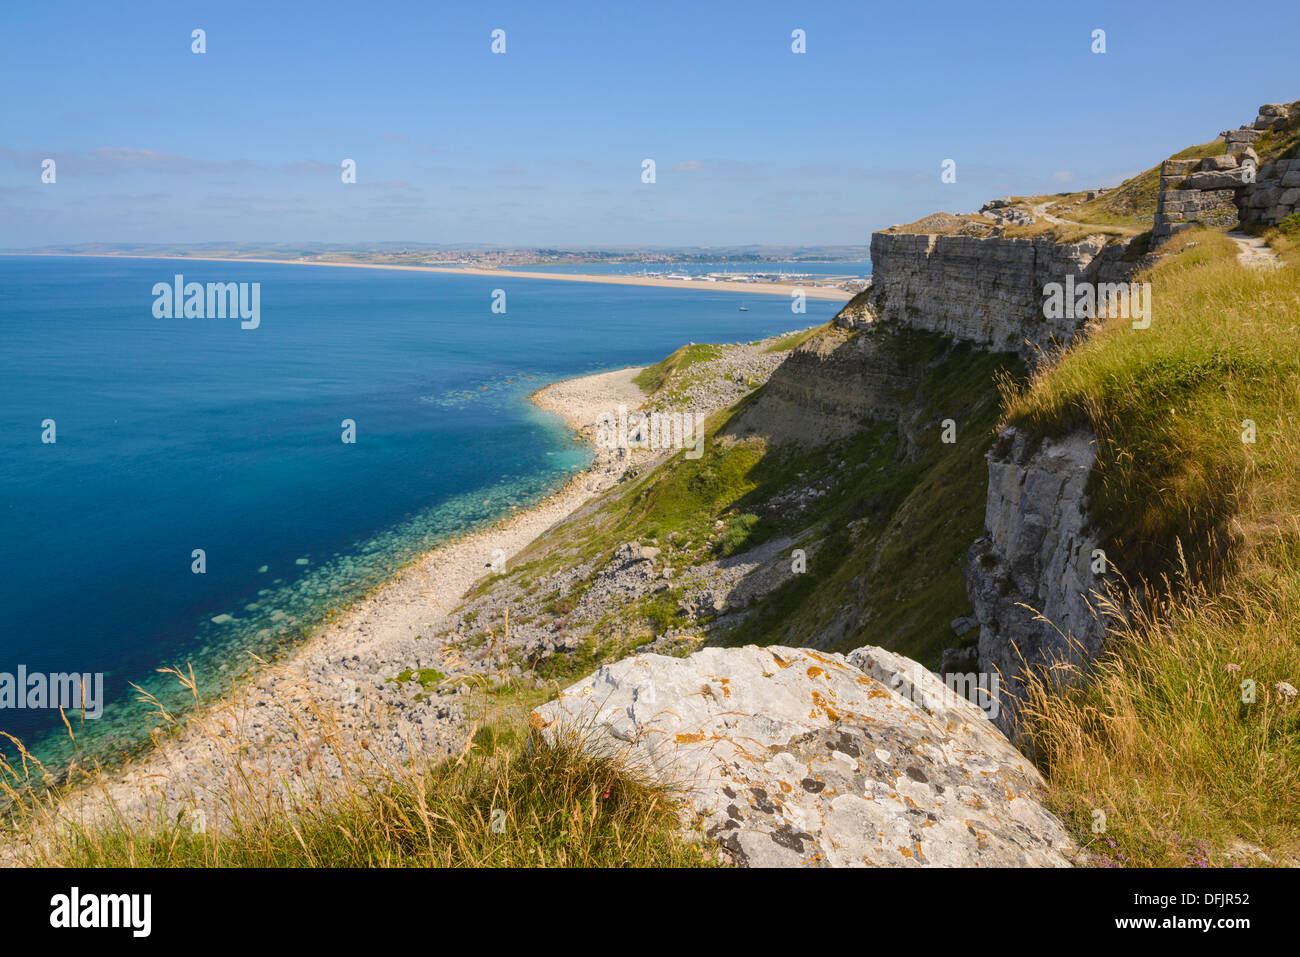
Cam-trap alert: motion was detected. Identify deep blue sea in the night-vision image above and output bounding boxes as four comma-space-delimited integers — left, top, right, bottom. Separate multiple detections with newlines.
0, 256, 836, 766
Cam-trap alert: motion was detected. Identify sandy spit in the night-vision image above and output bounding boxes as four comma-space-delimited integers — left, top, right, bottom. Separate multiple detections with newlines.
4, 252, 854, 301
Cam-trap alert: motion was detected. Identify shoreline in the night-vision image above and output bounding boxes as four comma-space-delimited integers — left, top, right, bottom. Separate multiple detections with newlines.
1, 252, 856, 301
28, 362, 660, 836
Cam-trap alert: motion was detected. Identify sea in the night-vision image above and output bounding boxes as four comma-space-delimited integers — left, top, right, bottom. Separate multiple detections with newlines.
0, 255, 849, 767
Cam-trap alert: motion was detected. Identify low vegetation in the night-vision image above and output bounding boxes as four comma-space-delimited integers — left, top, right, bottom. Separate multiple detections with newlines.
2, 669, 712, 867
1072, 140, 1225, 225
1002, 227, 1300, 866
762, 324, 823, 353
503, 322, 1020, 667
1002, 228, 1300, 583
632, 343, 722, 395
999, 219, 1139, 243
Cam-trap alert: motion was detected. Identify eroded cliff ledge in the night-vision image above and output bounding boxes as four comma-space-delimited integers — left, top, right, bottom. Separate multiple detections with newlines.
839, 229, 1141, 364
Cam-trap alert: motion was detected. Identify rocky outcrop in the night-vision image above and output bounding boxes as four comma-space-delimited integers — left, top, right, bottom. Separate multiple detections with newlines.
1154, 156, 1252, 244
726, 323, 924, 445
980, 198, 1034, 226
965, 427, 1113, 728
531, 643, 1075, 867
1240, 155, 1300, 229
1160, 100, 1300, 239
843, 230, 1138, 364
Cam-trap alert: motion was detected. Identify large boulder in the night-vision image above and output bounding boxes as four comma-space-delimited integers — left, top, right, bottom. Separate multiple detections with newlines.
1200, 154, 1238, 171
530, 644, 1076, 867
1184, 169, 1250, 190
613, 541, 661, 565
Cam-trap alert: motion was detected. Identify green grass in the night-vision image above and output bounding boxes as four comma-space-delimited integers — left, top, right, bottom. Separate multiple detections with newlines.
715, 512, 769, 557
632, 343, 722, 396
1001, 227, 1300, 585
720, 329, 1019, 664
763, 324, 824, 353
388, 668, 445, 690
1072, 140, 1226, 226
1003, 226, 1300, 866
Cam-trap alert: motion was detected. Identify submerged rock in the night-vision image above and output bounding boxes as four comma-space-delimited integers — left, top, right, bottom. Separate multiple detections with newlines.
531, 644, 1075, 867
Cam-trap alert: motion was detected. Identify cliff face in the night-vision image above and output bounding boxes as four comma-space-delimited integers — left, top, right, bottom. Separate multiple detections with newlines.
842, 231, 1138, 363
964, 427, 1112, 727
737, 224, 1128, 719
718, 317, 1018, 665
1154, 101, 1300, 242
726, 324, 924, 447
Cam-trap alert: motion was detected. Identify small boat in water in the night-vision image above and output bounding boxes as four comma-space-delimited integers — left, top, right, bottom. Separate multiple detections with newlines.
738, 303, 749, 311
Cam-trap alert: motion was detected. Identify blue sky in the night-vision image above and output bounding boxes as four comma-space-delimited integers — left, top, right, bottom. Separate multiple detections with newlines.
2, 0, 1298, 248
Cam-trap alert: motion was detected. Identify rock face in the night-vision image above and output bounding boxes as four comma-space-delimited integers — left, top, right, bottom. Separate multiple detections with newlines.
1253, 101, 1297, 131
846, 230, 1138, 364
980, 199, 1034, 226
1241, 156, 1300, 228
965, 427, 1112, 728
531, 644, 1076, 867
1154, 157, 1251, 244
726, 323, 925, 445
1162, 99, 1300, 237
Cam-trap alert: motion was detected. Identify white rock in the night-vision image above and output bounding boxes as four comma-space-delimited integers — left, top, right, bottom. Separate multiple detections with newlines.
532, 644, 1075, 867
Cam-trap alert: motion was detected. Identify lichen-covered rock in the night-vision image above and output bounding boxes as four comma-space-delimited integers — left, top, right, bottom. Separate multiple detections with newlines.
530, 644, 1076, 867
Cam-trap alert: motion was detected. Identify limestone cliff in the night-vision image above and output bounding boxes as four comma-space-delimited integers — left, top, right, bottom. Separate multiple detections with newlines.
964, 426, 1113, 728
726, 323, 924, 447
842, 230, 1139, 364
731, 220, 1134, 721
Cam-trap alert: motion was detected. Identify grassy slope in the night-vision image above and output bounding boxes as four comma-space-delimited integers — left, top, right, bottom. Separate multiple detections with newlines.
1003, 227, 1300, 866
497, 324, 1020, 669
722, 330, 1017, 665
762, 325, 821, 353
21, 726, 712, 867
1072, 139, 1226, 226
632, 343, 722, 394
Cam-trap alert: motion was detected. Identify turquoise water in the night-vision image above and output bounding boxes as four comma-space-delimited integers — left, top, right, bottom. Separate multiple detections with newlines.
0, 256, 834, 767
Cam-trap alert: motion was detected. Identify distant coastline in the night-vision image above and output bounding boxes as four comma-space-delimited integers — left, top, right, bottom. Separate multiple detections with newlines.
2, 252, 855, 301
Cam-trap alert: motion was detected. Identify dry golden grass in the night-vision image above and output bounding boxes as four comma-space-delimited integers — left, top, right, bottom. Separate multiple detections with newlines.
1018, 553, 1300, 867
1000, 220, 1141, 243
1, 649, 715, 868
1072, 140, 1226, 226
1002, 227, 1300, 866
